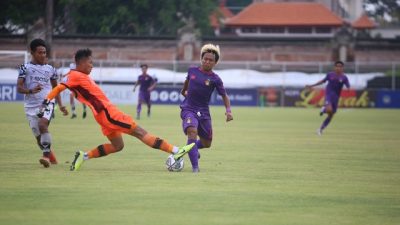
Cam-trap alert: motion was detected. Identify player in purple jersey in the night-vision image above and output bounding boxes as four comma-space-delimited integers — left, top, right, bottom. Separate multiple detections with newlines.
133, 64, 157, 120
305, 61, 350, 135
180, 44, 233, 172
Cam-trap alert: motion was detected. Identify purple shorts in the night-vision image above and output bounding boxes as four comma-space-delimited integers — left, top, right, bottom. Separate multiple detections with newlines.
181, 110, 212, 140
138, 91, 151, 104
325, 96, 338, 113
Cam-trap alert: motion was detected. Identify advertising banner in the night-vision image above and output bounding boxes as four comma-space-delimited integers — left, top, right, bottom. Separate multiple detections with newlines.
375, 90, 400, 108
258, 87, 282, 107
151, 87, 258, 106
283, 88, 376, 108
213, 88, 258, 106
0, 83, 24, 101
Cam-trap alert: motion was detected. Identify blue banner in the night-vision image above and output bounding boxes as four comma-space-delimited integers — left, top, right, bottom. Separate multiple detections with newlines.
0, 83, 24, 101
212, 88, 258, 106
150, 87, 258, 106
376, 90, 400, 108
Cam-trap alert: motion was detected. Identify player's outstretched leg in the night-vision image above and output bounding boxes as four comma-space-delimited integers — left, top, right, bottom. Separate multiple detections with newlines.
132, 126, 195, 160
174, 143, 195, 160
70, 151, 85, 171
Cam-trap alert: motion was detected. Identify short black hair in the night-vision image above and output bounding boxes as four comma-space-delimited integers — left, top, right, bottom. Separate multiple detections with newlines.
30, 38, 47, 52
75, 48, 92, 63
140, 64, 148, 68
334, 61, 344, 66
201, 50, 219, 63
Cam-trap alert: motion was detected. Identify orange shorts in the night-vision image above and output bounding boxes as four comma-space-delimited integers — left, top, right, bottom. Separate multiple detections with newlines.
95, 106, 137, 136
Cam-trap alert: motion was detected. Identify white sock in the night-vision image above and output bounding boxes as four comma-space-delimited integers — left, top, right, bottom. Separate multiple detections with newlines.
172, 146, 179, 154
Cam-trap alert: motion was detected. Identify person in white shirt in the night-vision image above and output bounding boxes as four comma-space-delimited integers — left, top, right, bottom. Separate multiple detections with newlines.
17, 38, 68, 168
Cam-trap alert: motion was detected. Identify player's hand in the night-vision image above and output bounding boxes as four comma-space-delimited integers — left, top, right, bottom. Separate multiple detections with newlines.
31, 85, 43, 94
37, 99, 50, 118
225, 112, 233, 122
305, 85, 312, 90
181, 90, 187, 97
59, 106, 69, 116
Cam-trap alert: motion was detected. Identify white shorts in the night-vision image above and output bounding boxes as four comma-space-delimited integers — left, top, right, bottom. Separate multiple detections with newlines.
25, 101, 55, 137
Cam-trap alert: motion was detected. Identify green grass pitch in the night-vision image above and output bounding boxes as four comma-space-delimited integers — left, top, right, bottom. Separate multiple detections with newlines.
0, 102, 399, 225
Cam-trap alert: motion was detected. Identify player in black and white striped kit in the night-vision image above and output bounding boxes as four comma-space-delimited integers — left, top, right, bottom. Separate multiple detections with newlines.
17, 39, 69, 168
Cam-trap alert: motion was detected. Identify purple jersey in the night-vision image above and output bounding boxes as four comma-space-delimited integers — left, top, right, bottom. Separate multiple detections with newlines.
180, 67, 227, 118
137, 74, 156, 92
323, 72, 350, 100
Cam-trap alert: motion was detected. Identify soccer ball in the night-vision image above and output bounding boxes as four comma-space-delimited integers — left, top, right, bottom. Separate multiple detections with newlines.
165, 155, 184, 172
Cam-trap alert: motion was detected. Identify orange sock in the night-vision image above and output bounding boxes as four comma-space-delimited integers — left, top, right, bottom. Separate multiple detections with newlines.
87, 144, 119, 159
141, 133, 173, 153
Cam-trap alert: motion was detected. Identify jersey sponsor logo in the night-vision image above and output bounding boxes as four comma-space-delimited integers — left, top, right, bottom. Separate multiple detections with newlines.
33, 76, 50, 83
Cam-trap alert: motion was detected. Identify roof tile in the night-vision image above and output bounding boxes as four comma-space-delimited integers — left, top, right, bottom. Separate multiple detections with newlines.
225, 2, 343, 26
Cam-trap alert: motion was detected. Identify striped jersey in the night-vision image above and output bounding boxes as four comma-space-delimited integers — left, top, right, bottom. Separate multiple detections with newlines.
18, 62, 58, 108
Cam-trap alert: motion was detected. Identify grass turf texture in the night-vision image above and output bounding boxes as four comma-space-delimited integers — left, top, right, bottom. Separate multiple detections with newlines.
0, 102, 399, 225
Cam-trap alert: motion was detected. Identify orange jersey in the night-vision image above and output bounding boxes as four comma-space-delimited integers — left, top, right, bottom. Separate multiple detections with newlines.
61, 70, 112, 116
61, 70, 136, 136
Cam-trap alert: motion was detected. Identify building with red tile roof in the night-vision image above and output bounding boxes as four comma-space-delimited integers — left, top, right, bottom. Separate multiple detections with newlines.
226, 2, 343, 26
209, 1, 234, 36
224, 2, 344, 38
352, 14, 376, 29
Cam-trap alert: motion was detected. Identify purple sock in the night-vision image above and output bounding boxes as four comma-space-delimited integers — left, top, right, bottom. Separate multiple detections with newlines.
320, 117, 331, 130
195, 139, 203, 149
136, 104, 142, 115
187, 139, 199, 169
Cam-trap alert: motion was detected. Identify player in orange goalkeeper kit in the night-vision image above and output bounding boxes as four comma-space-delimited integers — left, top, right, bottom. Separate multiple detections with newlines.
39, 48, 194, 171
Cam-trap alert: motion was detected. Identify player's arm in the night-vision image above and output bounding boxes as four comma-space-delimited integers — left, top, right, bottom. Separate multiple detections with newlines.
148, 78, 157, 92
222, 94, 233, 122
345, 77, 350, 89
37, 83, 68, 118
16, 64, 42, 94
181, 79, 189, 97
305, 79, 325, 90
17, 78, 42, 94
133, 80, 140, 92
50, 80, 68, 116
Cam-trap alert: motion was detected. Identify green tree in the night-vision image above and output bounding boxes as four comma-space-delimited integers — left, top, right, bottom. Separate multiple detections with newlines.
57, 0, 217, 36
0, 0, 46, 33
1, 0, 217, 36
364, 0, 400, 25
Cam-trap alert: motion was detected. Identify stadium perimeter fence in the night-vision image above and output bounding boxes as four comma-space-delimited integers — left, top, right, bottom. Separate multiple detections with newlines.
55, 59, 399, 90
